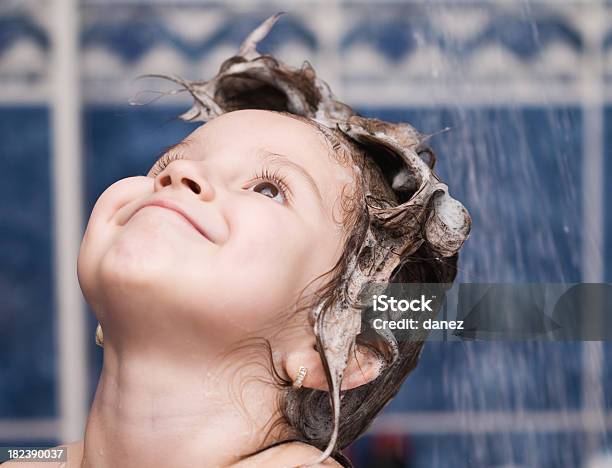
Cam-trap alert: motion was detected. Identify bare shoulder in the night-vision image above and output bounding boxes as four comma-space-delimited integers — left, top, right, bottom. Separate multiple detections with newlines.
230, 441, 343, 468
2, 440, 83, 468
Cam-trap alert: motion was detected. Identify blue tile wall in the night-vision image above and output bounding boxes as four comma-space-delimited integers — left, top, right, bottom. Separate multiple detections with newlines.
605, 107, 612, 284
385, 342, 582, 413
0, 106, 56, 418
606, 343, 612, 410
408, 433, 586, 468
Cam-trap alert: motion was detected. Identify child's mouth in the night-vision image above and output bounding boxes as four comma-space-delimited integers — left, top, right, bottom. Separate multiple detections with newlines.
131, 199, 213, 242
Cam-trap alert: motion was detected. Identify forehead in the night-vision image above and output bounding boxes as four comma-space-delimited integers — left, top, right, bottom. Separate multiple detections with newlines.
188, 109, 329, 157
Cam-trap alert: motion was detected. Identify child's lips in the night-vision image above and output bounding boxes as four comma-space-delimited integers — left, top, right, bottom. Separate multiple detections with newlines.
126, 198, 214, 243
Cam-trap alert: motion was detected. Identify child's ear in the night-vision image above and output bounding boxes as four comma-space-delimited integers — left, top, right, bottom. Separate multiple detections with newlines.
283, 341, 383, 391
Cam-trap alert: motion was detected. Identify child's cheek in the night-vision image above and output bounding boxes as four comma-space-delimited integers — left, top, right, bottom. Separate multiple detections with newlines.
219, 205, 313, 296
225, 201, 300, 253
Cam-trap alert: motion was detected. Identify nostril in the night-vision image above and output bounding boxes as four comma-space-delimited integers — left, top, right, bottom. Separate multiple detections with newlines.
182, 178, 201, 194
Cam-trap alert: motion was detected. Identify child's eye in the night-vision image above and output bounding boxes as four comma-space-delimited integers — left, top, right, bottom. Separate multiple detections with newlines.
248, 168, 291, 205
253, 181, 286, 203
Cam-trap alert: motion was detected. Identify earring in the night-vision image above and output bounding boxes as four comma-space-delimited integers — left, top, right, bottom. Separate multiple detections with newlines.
293, 366, 307, 388
95, 323, 104, 348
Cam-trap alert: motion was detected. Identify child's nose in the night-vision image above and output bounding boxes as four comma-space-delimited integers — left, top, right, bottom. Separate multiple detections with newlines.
153, 160, 215, 201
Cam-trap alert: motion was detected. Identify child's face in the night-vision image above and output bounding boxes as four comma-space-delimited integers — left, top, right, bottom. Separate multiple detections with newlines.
78, 109, 356, 345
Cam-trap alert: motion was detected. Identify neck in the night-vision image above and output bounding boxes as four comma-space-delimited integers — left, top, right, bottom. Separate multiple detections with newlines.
80, 341, 284, 468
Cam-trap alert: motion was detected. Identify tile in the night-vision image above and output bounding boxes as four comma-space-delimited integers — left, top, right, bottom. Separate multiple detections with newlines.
384, 341, 582, 412
605, 108, 612, 283
0, 106, 56, 418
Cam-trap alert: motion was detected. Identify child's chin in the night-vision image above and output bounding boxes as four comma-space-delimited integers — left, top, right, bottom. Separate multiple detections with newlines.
98, 232, 179, 294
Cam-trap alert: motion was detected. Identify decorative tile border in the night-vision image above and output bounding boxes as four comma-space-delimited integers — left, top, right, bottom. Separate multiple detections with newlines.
0, 1, 610, 104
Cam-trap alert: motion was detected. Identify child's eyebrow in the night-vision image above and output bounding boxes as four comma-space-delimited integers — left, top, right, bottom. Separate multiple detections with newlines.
157, 139, 194, 160
256, 148, 324, 205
